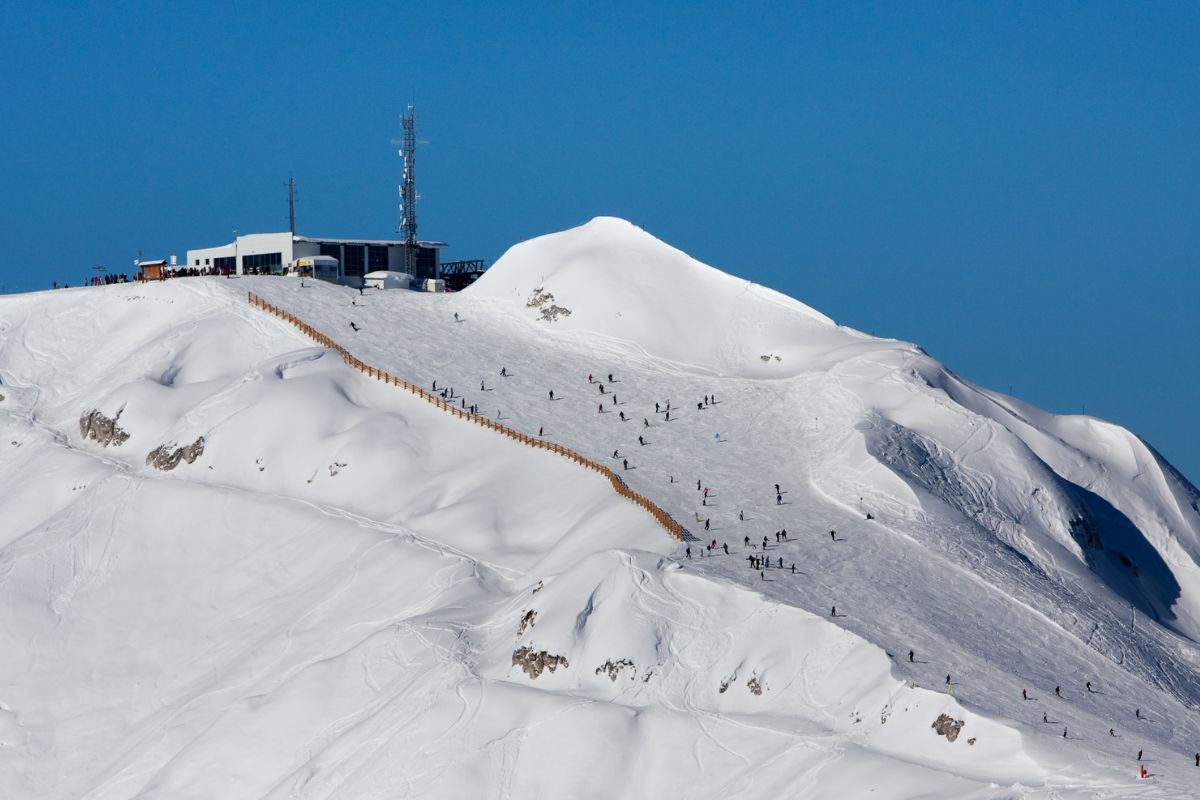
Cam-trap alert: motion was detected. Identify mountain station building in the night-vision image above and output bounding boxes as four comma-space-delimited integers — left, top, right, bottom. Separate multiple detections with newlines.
185, 232, 446, 285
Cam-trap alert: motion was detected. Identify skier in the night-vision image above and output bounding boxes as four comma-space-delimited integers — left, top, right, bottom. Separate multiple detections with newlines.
1137, 749, 1143, 761
1043, 713, 1048, 723
790, 563, 796, 574
452, 310, 457, 320
588, 373, 593, 383
744, 536, 750, 547
946, 674, 952, 687
608, 373, 613, 382
613, 450, 620, 458
1055, 686, 1061, 698
698, 480, 702, 490
1086, 681, 1092, 693
619, 411, 626, 421
1109, 728, 1115, 737
644, 418, 649, 427
908, 650, 914, 663
723, 543, 729, 555
831, 606, 836, 616
480, 380, 486, 391
360, 286, 365, 297
538, 427, 543, 437
599, 384, 605, 394
778, 557, 783, 568
613, 394, 617, 405
762, 536, 769, 549
739, 510, 744, 521
704, 488, 709, 498
1022, 688, 1028, 701
1195, 752, 1198, 766
500, 367, 507, 377
1063, 728, 1068, 739
432, 380, 437, 391
655, 402, 660, 413
704, 395, 709, 405
830, 531, 836, 542
349, 321, 359, 331
704, 519, 710, 531
638, 435, 645, 446
697, 402, 703, 411
686, 547, 691, 559
548, 390, 554, 401
776, 494, 782, 505
781, 529, 788, 540
622, 458, 629, 470
774, 483, 780, 494
665, 411, 670, 421
1135, 708, 1141, 720
598, 404, 604, 413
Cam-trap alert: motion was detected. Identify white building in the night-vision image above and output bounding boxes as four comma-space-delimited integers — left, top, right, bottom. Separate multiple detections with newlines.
186, 232, 446, 285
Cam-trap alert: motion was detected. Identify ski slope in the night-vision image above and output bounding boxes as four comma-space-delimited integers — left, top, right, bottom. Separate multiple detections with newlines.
1, 217, 1198, 798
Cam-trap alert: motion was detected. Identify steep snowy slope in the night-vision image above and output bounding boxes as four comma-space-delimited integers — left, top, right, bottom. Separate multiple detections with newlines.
1, 217, 1198, 798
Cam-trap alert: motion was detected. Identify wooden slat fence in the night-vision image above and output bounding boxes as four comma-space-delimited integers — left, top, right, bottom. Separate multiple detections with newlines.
248, 291, 687, 540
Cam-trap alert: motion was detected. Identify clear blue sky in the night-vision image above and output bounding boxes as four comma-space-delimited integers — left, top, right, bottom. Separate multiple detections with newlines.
2, 2, 1197, 481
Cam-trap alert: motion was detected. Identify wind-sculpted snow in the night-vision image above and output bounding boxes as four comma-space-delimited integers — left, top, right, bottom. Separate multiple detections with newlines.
1, 217, 1199, 797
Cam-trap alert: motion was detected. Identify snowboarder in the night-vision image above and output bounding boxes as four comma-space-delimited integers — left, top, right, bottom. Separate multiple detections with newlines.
866, 512, 875, 520
908, 650, 914, 663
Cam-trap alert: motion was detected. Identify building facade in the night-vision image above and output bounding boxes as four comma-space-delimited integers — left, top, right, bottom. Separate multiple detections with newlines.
186, 232, 446, 285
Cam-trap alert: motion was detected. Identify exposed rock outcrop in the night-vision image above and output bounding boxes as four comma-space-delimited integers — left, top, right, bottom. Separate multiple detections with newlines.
517, 609, 537, 638
931, 713, 965, 742
512, 646, 568, 679
594, 658, 635, 682
80, 409, 130, 447
146, 436, 205, 471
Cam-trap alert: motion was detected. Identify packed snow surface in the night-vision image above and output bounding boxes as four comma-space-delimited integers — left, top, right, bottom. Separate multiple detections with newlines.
1, 216, 1198, 798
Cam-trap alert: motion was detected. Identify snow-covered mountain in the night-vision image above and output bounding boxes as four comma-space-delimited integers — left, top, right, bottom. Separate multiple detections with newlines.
1, 217, 1198, 798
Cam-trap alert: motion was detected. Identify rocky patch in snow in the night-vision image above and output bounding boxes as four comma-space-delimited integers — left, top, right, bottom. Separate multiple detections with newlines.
932, 713, 965, 743
517, 609, 537, 637
594, 658, 635, 682
747, 675, 764, 696
512, 646, 569, 679
80, 408, 130, 447
526, 286, 572, 323
146, 437, 205, 471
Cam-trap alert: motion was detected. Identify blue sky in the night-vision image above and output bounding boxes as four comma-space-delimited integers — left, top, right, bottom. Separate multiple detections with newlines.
2, 2, 1197, 480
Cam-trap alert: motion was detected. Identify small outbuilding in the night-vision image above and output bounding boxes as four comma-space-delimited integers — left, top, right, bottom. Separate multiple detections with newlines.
363, 270, 413, 290
137, 260, 168, 281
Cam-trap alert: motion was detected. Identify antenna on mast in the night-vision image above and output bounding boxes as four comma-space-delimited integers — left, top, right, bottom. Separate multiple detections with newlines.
287, 174, 298, 234
397, 105, 418, 275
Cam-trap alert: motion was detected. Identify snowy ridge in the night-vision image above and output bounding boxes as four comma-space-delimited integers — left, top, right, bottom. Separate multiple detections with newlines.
1, 218, 1198, 797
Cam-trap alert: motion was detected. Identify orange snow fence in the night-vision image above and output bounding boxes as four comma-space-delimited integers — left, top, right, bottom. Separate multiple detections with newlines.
248, 291, 685, 541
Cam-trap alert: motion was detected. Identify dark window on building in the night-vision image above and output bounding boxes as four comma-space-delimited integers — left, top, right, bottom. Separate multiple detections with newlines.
368, 245, 388, 271
194, 259, 199, 266
242, 252, 282, 275
214, 256, 235, 273
342, 245, 365, 277
319, 243, 341, 260
414, 246, 438, 282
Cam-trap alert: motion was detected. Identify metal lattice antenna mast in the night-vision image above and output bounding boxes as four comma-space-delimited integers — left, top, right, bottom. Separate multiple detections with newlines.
398, 106, 418, 274
287, 174, 297, 234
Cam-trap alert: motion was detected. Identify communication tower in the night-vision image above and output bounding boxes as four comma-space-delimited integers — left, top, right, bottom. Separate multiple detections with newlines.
398, 107, 418, 275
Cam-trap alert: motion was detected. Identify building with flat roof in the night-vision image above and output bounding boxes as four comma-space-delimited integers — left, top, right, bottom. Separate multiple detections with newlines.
186, 232, 446, 285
